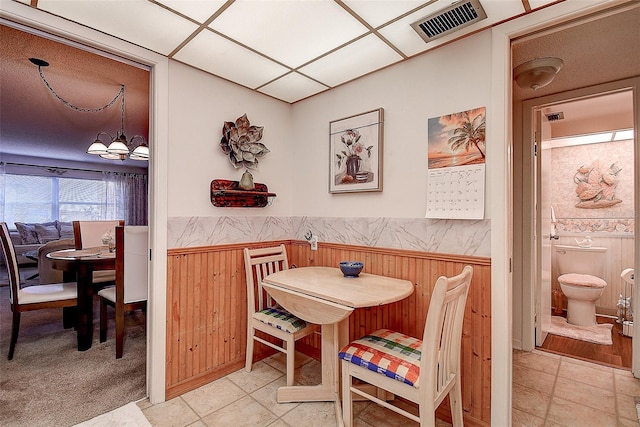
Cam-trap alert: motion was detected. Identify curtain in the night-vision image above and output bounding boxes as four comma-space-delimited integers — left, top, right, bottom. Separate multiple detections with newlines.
0, 162, 5, 220
104, 172, 148, 225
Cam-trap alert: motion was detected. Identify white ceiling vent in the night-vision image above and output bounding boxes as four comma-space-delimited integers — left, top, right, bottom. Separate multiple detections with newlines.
411, 0, 487, 43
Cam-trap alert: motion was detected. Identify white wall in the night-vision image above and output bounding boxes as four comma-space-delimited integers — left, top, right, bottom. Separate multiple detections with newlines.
167, 61, 293, 218
291, 32, 494, 219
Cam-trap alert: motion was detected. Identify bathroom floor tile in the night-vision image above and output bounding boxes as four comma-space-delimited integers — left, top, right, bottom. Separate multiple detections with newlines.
512, 407, 545, 427
511, 382, 552, 419
546, 395, 617, 427
513, 349, 561, 375
280, 401, 337, 426
553, 376, 615, 414
250, 376, 300, 417
557, 358, 615, 390
513, 364, 557, 395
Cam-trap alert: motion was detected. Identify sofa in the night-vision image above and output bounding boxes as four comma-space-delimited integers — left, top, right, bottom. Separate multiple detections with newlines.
0, 221, 75, 267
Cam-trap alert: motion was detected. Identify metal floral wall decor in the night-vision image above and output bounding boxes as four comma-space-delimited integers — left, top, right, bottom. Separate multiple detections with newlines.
574, 160, 622, 209
220, 114, 270, 169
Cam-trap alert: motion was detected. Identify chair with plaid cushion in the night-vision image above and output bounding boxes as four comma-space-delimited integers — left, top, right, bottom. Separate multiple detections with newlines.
339, 265, 473, 427
243, 245, 317, 386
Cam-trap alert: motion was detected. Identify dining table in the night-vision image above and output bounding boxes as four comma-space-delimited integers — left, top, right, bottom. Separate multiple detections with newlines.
47, 247, 115, 351
261, 266, 414, 425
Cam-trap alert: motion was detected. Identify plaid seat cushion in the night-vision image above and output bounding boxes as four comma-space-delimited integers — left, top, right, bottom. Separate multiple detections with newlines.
252, 307, 307, 333
339, 328, 422, 387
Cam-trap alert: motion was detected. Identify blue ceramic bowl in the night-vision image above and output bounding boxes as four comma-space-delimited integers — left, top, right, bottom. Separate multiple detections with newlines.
339, 261, 364, 277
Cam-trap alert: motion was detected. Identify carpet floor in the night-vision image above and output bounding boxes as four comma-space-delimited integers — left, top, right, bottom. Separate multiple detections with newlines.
0, 268, 146, 427
549, 315, 614, 345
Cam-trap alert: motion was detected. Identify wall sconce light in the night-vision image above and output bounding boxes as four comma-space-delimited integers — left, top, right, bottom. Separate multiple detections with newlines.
514, 57, 564, 90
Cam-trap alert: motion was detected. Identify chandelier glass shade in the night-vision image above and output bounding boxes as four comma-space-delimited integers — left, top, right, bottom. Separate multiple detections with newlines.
30, 57, 149, 162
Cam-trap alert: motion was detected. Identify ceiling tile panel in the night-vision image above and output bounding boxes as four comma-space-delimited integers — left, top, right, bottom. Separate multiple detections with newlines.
155, 0, 228, 23
258, 72, 328, 104
299, 34, 403, 87
343, 0, 435, 27
173, 29, 290, 89
528, 0, 563, 10
37, 0, 199, 55
208, 0, 369, 68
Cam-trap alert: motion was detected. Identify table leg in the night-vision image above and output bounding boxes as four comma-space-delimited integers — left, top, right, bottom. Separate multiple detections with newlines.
76, 264, 94, 351
276, 322, 338, 403
275, 320, 349, 427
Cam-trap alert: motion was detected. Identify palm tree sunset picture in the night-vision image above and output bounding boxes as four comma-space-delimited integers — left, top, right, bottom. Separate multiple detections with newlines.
428, 107, 486, 169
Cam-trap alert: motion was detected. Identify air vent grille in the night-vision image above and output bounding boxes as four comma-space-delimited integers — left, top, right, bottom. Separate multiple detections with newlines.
411, 0, 487, 43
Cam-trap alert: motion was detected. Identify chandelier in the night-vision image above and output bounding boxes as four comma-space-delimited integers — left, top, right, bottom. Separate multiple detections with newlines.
30, 58, 149, 161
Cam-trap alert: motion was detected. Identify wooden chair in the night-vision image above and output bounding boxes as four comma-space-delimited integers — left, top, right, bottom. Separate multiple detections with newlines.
72, 220, 123, 284
0, 222, 77, 360
243, 245, 317, 386
340, 265, 473, 427
98, 226, 148, 358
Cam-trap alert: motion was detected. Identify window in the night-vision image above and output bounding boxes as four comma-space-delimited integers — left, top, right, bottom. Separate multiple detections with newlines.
1, 163, 148, 227
4, 174, 120, 227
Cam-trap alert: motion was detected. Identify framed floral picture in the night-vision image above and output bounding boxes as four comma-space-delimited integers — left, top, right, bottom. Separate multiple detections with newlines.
329, 108, 384, 193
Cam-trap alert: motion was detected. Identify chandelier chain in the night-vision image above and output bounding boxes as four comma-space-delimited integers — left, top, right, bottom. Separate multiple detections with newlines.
37, 65, 124, 113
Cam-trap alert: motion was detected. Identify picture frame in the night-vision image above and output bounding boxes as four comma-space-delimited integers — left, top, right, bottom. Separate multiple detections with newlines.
329, 108, 384, 193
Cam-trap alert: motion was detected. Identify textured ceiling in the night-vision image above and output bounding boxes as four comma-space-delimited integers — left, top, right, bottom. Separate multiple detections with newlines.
0, 0, 637, 166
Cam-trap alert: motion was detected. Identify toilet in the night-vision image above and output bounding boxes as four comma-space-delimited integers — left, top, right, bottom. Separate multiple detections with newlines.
555, 244, 607, 326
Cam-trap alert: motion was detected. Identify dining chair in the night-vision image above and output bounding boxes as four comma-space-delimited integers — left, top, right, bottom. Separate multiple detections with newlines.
98, 226, 148, 358
243, 244, 317, 386
339, 265, 473, 427
0, 222, 77, 360
72, 220, 124, 284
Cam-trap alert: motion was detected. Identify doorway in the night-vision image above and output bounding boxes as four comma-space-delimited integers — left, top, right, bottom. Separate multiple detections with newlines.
525, 88, 636, 369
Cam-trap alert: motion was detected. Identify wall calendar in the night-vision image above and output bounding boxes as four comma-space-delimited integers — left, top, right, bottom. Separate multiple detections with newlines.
425, 107, 486, 220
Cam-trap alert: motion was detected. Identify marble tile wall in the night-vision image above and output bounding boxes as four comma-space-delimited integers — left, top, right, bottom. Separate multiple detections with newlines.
167, 216, 491, 257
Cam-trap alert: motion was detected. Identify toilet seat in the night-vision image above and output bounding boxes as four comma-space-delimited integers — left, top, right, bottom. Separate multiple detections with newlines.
558, 273, 607, 289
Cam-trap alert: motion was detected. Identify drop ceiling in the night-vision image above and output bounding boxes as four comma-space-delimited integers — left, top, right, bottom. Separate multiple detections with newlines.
10, 0, 562, 104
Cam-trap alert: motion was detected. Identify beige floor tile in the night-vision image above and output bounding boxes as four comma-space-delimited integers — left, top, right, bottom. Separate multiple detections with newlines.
356, 400, 419, 427
186, 421, 207, 427
266, 419, 291, 427
180, 377, 246, 417
137, 399, 153, 410
200, 395, 278, 427
616, 391, 639, 420
261, 351, 314, 374
557, 359, 615, 390
615, 371, 640, 397
293, 359, 323, 386
512, 407, 545, 427
559, 355, 615, 373
250, 376, 300, 417
513, 364, 557, 395
617, 416, 640, 427
553, 377, 615, 414
227, 361, 285, 393
280, 401, 337, 427
511, 382, 551, 419
513, 350, 561, 375
142, 397, 200, 427
546, 396, 617, 427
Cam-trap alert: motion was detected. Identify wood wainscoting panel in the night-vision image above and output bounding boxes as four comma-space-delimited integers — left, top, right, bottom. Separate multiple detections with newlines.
166, 241, 491, 425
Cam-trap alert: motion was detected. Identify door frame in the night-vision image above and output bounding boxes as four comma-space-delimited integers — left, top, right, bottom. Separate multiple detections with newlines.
0, 2, 170, 402
520, 78, 640, 374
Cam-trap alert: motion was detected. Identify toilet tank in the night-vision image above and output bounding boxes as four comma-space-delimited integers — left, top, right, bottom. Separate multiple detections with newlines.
555, 244, 607, 278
